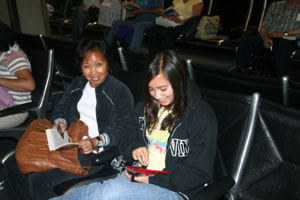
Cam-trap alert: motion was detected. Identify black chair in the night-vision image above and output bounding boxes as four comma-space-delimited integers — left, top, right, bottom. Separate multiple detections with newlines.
39, 34, 80, 90
202, 87, 300, 199
112, 71, 144, 105
200, 89, 261, 199
0, 49, 55, 194
0, 49, 55, 139
192, 64, 282, 103
229, 97, 300, 200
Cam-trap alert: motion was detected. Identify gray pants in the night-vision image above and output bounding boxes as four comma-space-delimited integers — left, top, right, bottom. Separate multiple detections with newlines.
0, 112, 28, 129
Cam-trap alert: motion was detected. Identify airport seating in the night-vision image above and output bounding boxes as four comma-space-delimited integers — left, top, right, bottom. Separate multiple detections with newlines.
284, 78, 300, 111
187, 60, 300, 111
39, 34, 80, 90
229, 96, 300, 200
0, 49, 55, 139
1, 45, 299, 199
192, 65, 283, 104
0, 48, 55, 187
89, 86, 300, 199
14, 33, 72, 90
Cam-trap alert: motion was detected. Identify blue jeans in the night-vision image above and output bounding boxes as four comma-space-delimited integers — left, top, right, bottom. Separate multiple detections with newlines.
51, 172, 183, 200
106, 20, 154, 54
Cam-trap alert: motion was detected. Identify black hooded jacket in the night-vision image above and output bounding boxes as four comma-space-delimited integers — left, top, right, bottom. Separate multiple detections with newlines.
119, 80, 218, 199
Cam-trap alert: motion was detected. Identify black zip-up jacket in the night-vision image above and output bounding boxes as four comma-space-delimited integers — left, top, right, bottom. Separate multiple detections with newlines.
51, 75, 134, 147
119, 80, 217, 199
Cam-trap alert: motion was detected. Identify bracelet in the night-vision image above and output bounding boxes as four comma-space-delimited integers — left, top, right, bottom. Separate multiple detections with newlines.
95, 136, 104, 148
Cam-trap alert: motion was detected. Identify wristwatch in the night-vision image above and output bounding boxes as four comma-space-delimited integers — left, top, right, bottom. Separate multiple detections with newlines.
284, 31, 289, 36
95, 136, 103, 148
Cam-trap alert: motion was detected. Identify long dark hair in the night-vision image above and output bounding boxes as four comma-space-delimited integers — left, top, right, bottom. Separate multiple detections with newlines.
144, 50, 188, 133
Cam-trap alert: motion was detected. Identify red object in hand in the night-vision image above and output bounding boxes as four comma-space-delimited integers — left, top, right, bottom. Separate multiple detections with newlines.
125, 166, 171, 176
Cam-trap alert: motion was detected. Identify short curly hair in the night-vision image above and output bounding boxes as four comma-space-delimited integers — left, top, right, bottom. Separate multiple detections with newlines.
76, 39, 112, 72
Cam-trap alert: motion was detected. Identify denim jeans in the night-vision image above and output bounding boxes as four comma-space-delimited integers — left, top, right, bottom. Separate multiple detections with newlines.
51, 172, 183, 200
106, 20, 154, 54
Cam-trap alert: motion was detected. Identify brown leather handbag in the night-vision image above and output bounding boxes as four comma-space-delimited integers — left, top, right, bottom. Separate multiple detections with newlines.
16, 119, 92, 175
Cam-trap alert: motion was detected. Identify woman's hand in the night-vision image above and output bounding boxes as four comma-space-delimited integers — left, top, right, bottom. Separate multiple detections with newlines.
132, 147, 149, 166
78, 138, 94, 154
51, 122, 67, 133
124, 170, 149, 184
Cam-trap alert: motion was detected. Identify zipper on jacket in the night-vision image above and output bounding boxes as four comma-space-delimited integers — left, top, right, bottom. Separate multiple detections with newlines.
166, 123, 182, 151
142, 114, 148, 147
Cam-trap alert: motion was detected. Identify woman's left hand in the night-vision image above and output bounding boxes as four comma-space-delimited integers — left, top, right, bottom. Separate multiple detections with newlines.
78, 138, 93, 154
125, 170, 149, 184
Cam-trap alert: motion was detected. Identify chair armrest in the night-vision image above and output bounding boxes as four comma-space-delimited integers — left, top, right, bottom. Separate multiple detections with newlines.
0, 103, 35, 117
0, 127, 26, 140
92, 146, 120, 165
1, 150, 16, 166
192, 176, 235, 200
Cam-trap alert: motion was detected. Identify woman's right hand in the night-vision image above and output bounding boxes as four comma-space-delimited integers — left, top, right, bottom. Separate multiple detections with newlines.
51, 122, 67, 133
132, 147, 149, 166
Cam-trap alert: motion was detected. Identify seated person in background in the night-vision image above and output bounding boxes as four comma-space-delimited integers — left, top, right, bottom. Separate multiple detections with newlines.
72, 0, 105, 42
0, 21, 35, 129
3, 39, 134, 200
146, 0, 203, 54
235, 0, 300, 77
51, 50, 218, 200
106, 0, 164, 54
